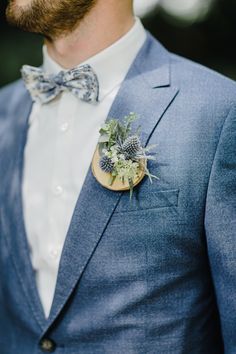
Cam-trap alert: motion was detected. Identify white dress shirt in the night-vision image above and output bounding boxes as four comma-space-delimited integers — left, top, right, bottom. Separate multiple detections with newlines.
22, 17, 147, 318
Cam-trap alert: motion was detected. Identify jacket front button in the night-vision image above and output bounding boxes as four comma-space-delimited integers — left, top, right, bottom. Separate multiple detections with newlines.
40, 338, 56, 352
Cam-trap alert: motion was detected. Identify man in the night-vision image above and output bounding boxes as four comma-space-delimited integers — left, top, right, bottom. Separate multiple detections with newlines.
0, 0, 235, 353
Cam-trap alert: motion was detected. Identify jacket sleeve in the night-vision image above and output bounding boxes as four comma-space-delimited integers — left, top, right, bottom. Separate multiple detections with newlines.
204, 103, 236, 352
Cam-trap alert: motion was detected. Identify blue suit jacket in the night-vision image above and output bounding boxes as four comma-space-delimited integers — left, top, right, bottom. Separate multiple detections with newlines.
0, 31, 236, 354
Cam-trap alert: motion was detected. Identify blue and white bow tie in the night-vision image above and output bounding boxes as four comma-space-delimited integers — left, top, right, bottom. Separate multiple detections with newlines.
21, 64, 99, 104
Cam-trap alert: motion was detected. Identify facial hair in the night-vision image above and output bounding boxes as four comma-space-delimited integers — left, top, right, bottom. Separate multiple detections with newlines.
6, 0, 97, 40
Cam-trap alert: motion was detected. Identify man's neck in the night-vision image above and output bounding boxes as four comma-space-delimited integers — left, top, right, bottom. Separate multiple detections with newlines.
45, 2, 135, 69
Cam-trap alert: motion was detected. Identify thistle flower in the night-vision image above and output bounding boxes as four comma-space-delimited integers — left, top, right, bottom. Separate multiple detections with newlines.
122, 135, 142, 158
99, 156, 114, 173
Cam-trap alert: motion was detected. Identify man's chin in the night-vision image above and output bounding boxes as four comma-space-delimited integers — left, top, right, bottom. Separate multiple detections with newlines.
6, 3, 21, 26
8, 0, 31, 6
6, 0, 98, 39
6, 1, 37, 33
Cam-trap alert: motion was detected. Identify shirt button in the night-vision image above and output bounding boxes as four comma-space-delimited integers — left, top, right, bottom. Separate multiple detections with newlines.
39, 338, 56, 352
53, 185, 63, 196
60, 122, 69, 132
49, 248, 59, 259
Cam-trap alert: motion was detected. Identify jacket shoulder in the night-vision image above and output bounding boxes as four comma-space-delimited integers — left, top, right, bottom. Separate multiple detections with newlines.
169, 52, 236, 105
0, 79, 26, 117
0, 79, 24, 99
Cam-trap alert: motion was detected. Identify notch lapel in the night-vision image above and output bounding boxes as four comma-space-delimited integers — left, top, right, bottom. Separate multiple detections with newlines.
1, 85, 46, 329
45, 32, 179, 331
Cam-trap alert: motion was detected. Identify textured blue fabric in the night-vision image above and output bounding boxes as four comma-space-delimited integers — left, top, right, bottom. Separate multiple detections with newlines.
0, 31, 236, 354
21, 63, 99, 104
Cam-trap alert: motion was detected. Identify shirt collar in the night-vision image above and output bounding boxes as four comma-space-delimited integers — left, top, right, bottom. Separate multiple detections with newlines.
42, 17, 147, 101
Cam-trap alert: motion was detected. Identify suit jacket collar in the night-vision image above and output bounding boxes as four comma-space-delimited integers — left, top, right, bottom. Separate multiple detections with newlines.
2, 31, 179, 333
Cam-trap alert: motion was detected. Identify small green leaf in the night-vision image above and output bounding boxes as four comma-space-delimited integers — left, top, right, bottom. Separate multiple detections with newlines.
98, 134, 109, 143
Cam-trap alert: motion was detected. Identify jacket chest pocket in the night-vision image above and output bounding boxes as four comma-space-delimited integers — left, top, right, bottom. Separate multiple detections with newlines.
114, 188, 179, 214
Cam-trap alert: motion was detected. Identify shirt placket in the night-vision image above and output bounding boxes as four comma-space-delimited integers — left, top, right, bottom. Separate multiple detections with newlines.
48, 92, 77, 264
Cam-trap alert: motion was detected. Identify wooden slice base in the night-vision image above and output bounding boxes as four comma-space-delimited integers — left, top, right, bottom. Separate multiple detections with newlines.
91, 146, 146, 191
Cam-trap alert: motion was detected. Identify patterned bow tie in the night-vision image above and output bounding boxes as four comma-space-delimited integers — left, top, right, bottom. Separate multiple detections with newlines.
21, 64, 100, 104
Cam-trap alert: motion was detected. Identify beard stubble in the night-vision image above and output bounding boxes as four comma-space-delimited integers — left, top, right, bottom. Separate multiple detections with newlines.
6, 0, 97, 40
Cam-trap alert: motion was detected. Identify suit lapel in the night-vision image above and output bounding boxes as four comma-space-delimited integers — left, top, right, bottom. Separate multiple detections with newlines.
45, 32, 179, 330
1, 85, 46, 329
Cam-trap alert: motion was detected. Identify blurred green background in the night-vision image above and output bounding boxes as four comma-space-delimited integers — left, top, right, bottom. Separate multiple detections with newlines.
0, 0, 235, 88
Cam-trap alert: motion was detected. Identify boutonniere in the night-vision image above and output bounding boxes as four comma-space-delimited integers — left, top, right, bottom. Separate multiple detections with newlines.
92, 112, 158, 199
